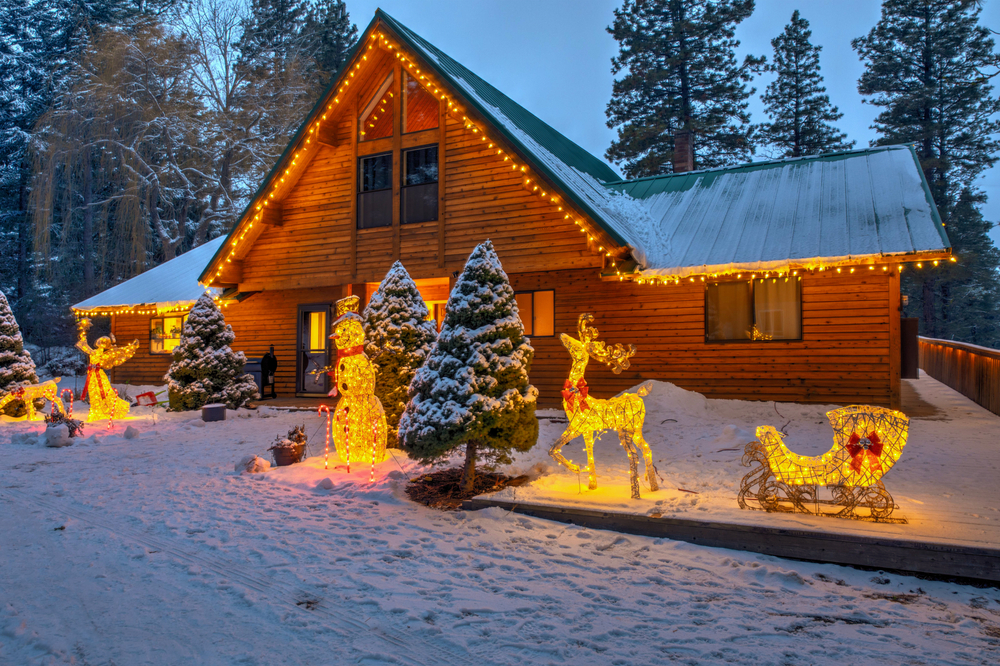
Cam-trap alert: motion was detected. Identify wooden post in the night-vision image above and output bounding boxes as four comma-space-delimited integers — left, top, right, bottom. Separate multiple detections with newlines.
391, 63, 402, 261
350, 96, 359, 279
888, 268, 901, 410
437, 96, 446, 269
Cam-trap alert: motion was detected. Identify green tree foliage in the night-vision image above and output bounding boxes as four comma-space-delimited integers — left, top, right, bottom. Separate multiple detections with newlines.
0, 289, 38, 412
758, 10, 854, 158
304, 0, 359, 81
165, 293, 258, 410
854, 0, 1000, 344
398, 241, 538, 492
362, 261, 438, 448
605, 0, 764, 177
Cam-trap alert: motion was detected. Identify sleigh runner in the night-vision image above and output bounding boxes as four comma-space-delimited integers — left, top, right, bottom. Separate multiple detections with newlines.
738, 405, 910, 523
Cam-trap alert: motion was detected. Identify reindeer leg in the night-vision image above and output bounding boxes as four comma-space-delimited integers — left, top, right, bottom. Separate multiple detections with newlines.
621, 431, 640, 500
583, 432, 598, 490
635, 431, 658, 492
548, 430, 580, 473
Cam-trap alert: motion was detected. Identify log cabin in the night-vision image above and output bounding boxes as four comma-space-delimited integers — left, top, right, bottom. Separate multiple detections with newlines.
72, 10, 952, 410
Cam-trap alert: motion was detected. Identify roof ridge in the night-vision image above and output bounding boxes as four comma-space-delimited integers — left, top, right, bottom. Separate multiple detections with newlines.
606, 144, 913, 186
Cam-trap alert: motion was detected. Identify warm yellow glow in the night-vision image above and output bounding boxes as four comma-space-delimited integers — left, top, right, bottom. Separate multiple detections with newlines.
0, 378, 65, 421
327, 296, 387, 480
761, 407, 907, 488
76, 318, 138, 426
549, 314, 657, 500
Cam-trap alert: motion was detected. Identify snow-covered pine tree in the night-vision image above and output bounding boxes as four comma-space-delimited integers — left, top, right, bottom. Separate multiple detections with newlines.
362, 261, 438, 448
0, 289, 37, 415
758, 10, 854, 158
398, 241, 538, 492
165, 293, 258, 410
605, 0, 765, 177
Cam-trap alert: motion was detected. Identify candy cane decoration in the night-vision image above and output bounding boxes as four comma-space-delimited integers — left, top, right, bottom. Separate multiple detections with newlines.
317, 404, 331, 469
370, 417, 378, 483
60, 389, 74, 419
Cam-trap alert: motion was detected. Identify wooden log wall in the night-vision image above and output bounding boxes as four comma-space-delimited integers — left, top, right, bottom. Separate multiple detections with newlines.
511, 268, 900, 409
111, 267, 900, 409
110, 313, 173, 386
919, 337, 1000, 416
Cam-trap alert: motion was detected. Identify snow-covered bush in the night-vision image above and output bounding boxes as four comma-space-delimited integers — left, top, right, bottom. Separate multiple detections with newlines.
0, 289, 38, 416
165, 293, 258, 411
362, 261, 438, 448
398, 240, 538, 491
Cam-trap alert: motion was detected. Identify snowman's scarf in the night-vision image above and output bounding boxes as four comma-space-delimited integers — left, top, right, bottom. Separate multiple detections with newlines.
327, 345, 365, 397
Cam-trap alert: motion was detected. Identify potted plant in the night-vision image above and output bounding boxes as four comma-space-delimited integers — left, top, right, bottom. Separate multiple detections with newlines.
268, 425, 308, 466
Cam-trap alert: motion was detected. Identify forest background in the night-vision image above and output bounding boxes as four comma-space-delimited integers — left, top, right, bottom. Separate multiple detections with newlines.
1, 0, 997, 358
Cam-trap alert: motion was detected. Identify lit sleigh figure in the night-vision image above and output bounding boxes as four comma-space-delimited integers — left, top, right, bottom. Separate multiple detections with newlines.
739, 405, 910, 522
548, 314, 658, 500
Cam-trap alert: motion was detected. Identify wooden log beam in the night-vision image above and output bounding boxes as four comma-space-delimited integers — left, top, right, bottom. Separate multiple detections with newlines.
260, 203, 283, 227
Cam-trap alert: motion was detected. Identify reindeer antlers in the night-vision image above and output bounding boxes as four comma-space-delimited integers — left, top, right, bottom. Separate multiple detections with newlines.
576, 313, 636, 374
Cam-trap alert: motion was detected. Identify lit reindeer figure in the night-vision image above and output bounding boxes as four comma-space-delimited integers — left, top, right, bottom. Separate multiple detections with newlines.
549, 314, 657, 499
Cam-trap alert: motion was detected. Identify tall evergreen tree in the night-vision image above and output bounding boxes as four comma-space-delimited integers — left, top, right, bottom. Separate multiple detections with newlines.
854, 0, 1000, 344
605, 0, 764, 177
399, 241, 538, 492
362, 261, 438, 449
303, 0, 358, 83
758, 10, 854, 158
0, 289, 37, 396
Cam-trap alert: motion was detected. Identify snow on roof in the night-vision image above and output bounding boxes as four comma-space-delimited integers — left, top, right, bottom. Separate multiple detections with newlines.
73, 237, 225, 311
606, 146, 951, 278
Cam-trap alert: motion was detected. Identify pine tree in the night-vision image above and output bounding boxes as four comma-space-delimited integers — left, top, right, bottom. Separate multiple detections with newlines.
0, 289, 37, 402
758, 10, 854, 158
165, 293, 259, 410
605, 0, 765, 177
362, 261, 438, 449
303, 0, 358, 83
854, 0, 1000, 343
398, 241, 538, 492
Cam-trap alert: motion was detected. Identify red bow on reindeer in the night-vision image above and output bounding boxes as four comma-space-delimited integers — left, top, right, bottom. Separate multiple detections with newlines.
846, 430, 884, 473
561, 378, 590, 411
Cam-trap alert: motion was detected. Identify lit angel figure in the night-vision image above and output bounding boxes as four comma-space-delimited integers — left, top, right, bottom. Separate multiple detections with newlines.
739, 405, 910, 522
548, 314, 657, 499
326, 296, 387, 477
76, 318, 138, 424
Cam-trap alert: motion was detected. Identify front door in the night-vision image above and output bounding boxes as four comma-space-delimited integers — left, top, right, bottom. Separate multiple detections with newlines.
297, 304, 330, 395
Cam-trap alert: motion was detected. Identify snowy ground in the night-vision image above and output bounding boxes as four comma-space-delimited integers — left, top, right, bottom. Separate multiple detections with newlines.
1, 377, 999, 665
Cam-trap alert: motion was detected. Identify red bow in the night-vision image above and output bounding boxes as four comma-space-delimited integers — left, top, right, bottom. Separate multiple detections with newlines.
326, 345, 365, 397
846, 430, 883, 473
81, 364, 105, 401
561, 378, 590, 411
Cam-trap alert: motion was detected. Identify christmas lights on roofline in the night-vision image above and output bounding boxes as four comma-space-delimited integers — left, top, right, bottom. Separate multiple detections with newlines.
208, 28, 624, 287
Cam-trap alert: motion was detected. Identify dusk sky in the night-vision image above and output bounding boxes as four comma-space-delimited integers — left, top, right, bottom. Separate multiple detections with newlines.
348, 0, 999, 245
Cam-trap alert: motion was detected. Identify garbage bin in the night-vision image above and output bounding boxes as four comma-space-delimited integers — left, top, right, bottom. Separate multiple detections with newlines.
244, 357, 263, 395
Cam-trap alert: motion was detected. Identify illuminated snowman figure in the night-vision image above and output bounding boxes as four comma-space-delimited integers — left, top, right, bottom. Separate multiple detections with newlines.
328, 295, 387, 476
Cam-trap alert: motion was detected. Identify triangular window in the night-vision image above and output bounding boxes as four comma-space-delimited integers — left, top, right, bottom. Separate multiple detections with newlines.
403, 71, 438, 133
359, 72, 394, 142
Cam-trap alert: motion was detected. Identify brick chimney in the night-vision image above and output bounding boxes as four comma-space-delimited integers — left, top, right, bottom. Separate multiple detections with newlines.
673, 130, 694, 173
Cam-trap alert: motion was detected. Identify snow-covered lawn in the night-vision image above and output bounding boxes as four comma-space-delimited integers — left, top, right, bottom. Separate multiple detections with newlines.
1, 377, 999, 665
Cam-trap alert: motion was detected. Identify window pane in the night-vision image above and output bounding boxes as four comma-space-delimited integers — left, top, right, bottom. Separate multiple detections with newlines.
706, 282, 752, 341
515, 293, 533, 335
404, 146, 437, 185
151, 315, 186, 354
359, 73, 394, 142
360, 153, 392, 192
404, 71, 438, 133
308, 311, 326, 350
533, 290, 554, 336
358, 190, 392, 229
401, 183, 437, 224
754, 278, 801, 340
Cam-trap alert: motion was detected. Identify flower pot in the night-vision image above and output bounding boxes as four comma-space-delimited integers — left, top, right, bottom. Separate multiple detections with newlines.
270, 443, 306, 467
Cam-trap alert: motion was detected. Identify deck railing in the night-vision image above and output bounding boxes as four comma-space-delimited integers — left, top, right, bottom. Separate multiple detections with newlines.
918, 336, 1000, 416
